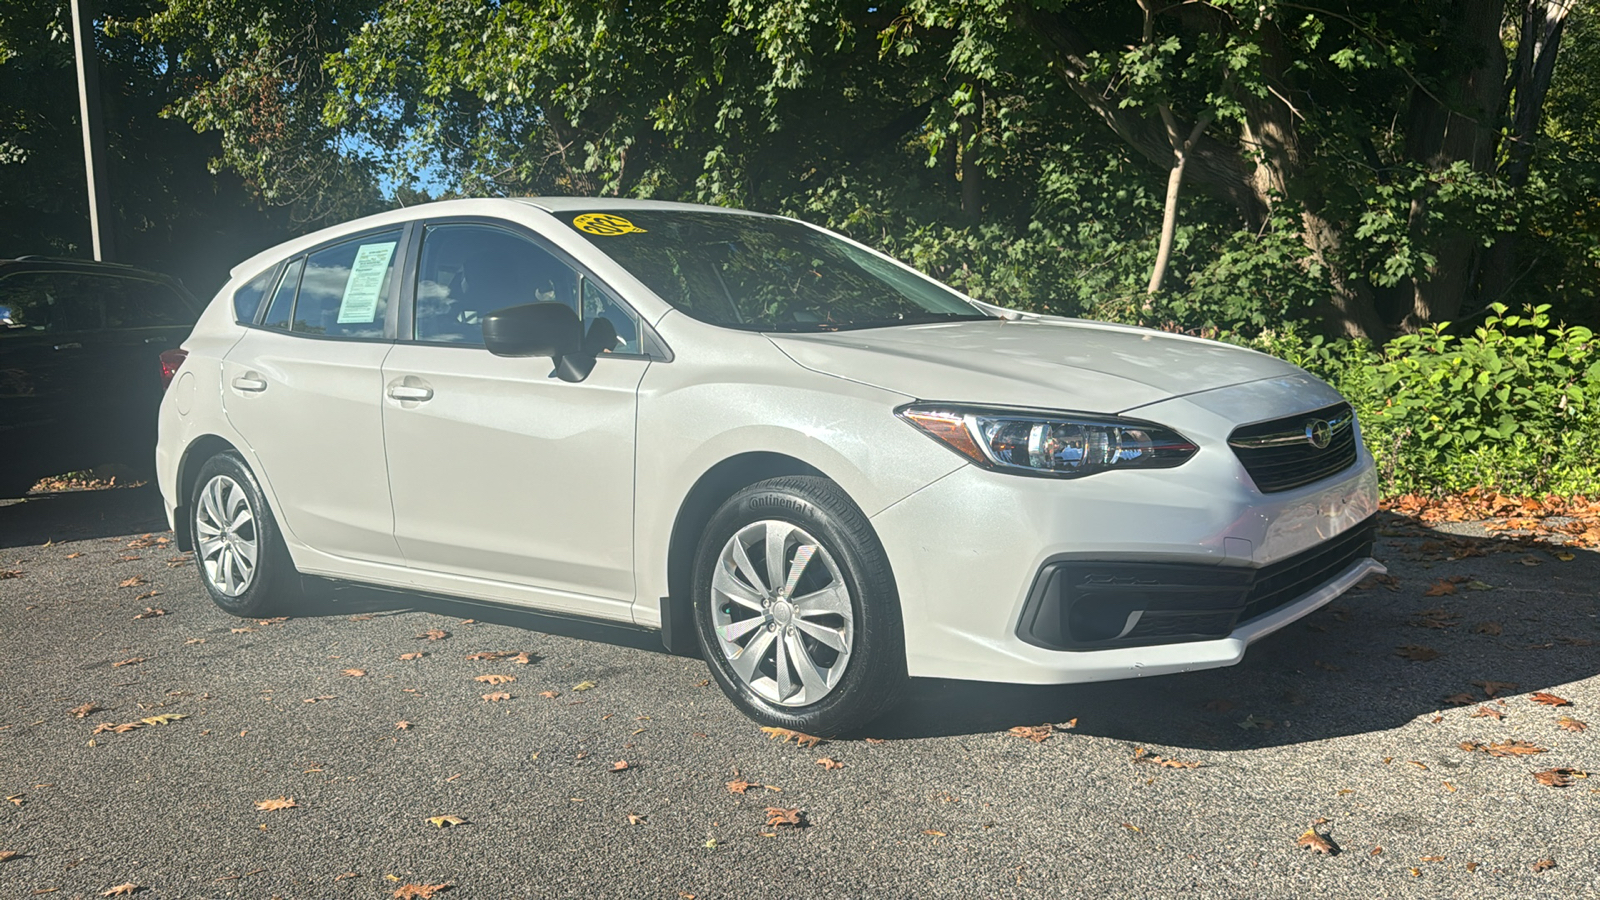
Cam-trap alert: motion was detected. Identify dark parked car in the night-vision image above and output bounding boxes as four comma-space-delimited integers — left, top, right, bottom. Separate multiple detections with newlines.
0, 257, 201, 497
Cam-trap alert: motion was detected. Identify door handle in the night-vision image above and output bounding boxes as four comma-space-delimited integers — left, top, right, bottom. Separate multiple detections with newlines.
231, 376, 268, 393
53, 342, 82, 351
387, 385, 433, 402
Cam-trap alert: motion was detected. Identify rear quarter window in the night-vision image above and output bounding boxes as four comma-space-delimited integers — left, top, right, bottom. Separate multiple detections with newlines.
232, 266, 279, 324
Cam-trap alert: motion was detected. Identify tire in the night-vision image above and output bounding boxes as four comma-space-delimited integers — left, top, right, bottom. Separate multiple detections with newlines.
190, 451, 303, 617
691, 475, 907, 735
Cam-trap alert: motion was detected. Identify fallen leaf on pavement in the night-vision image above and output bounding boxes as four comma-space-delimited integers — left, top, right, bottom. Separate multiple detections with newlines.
511, 652, 534, 664
133, 605, 163, 618
1423, 580, 1456, 597
760, 726, 822, 747
101, 884, 138, 896
1396, 645, 1439, 661
116, 577, 145, 588
1474, 680, 1519, 698
465, 651, 514, 661
1420, 855, 1445, 862
1531, 858, 1556, 873
303, 695, 336, 703
627, 813, 645, 825
342, 668, 366, 677
393, 884, 451, 899
1469, 706, 1504, 720
427, 815, 467, 828
1556, 716, 1587, 732
1532, 768, 1587, 787
765, 807, 806, 828
1296, 826, 1339, 855
399, 652, 423, 661
1472, 621, 1503, 636
111, 657, 144, 668
141, 714, 186, 726
727, 778, 763, 795
1530, 692, 1571, 707
69, 703, 101, 718
1442, 693, 1476, 706
1460, 739, 1547, 757
1411, 609, 1459, 628
816, 758, 844, 770
1133, 747, 1202, 768
610, 760, 630, 772
922, 829, 946, 836
0, 849, 18, 862
1203, 699, 1236, 712
572, 681, 597, 691
230, 627, 254, 634
1008, 724, 1053, 743
1236, 715, 1274, 730
480, 692, 511, 702
474, 674, 514, 686
537, 691, 559, 699
418, 630, 449, 641
255, 797, 297, 811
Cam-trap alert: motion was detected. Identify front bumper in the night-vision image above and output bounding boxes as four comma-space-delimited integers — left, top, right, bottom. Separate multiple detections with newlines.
870, 381, 1382, 685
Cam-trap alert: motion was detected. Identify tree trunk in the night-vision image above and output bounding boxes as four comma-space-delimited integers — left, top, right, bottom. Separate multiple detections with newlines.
1147, 106, 1213, 295
959, 94, 983, 223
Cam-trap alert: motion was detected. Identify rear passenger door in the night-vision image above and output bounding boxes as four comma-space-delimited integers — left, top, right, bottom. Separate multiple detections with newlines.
220, 227, 409, 567
379, 220, 648, 619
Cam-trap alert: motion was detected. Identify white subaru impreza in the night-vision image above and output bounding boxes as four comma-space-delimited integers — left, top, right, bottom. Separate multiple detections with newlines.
155, 197, 1382, 734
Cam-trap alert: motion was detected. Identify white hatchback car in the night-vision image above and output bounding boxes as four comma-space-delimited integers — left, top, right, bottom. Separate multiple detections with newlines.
156, 198, 1382, 733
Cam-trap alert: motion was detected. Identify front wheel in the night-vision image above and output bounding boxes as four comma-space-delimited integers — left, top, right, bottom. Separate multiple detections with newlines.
691, 476, 907, 735
190, 451, 302, 617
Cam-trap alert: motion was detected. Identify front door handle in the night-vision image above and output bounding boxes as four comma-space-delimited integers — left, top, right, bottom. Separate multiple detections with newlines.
387, 384, 433, 402
231, 376, 268, 393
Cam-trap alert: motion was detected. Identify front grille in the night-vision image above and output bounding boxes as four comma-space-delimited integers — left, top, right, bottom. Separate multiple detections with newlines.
1237, 517, 1377, 624
1229, 402, 1358, 493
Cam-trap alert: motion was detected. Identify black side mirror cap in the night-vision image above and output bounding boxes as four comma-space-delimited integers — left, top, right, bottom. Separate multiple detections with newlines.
482, 302, 583, 360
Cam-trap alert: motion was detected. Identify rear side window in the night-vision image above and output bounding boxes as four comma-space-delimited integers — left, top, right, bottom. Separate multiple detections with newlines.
233, 267, 278, 324
0, 271, 193, 333
292, 231, 401, 338
104, 278, 194, 328
260, 258, 303, 330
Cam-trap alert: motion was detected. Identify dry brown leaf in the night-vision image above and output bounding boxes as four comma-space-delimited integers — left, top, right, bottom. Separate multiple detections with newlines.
230, 627, 254, 634
1530, 691, 1571, 707
65, 552, 83, 559
1296, 826, 1339, 855
816, 757, 844, 770
101, 884, 138, 896
511, 652, 533, 664
0, 849, 18, 862
1465, 861, 1479, 872
141, 713, 186, 726
1472, 621, 1503, 636
480, 691, 511, 702
474, 674, 514, 686
427, 815, 467, 828
609, 760, 630, 772
399, 652, 423, 661
396, 721, 414, 730
1421, 855, 1446, 862
764, 807, 806, 828
760, 726, 822, 747
537, 690, 559, 699
1460, 739, 1548, 757
418, 629, 449, 641
1008, 724, 1054, 743
1531, 858, 1556, 873
1423, 580, 1457, 597
627, 813, 645, 825
111, 657, 144, 668
255, 796, 297, 811
116, 576, 145, 588
303, 695, 336, 703
1370, 846, 1383, 856
1474, 680, 1519, 698
69, 703, 101, 719
1132, 747, 1202, 768
393, 883, 451, 899
1469, 706, 1504, 720
922, 829, 947, 837
342, 668, 366, 677
464, 651, 513, 661
1532, 768, 1587, 787
1442, 693, 1476, 706
726, 778, 759, 795
132, 604, 163, 617
1556, 716, 1587, 732
1395, 645, 1440, 661
863, 737, 886, 744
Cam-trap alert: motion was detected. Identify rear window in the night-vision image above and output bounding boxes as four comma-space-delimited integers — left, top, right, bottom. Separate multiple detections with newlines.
0, 271, 195, 333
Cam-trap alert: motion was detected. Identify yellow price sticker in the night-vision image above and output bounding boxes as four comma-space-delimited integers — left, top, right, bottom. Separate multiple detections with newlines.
573, 213, 647, 236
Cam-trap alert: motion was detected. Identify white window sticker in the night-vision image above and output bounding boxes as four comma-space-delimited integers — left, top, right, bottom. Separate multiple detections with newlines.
335, 241, 397, 324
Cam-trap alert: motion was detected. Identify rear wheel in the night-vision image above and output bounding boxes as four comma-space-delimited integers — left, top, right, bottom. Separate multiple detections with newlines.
190, 451, 302, 617
692, 476, 907, 735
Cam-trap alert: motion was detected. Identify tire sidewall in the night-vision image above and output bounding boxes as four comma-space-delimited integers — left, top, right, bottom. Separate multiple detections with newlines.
691, 477, 905, 735
191, 451, 292, 617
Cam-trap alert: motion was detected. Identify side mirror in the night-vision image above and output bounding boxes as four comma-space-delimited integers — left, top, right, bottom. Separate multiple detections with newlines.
480, 302, 612, 383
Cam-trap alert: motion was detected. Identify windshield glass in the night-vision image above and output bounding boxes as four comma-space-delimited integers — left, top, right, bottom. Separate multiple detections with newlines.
564, 210, 991, 332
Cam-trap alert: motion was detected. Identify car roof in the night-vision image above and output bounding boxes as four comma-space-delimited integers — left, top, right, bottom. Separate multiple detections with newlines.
227, 197, 776, 280
0, 257, 196, 296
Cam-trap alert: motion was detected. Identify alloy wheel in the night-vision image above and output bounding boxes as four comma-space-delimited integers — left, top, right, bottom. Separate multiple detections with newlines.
195, 474, 259, 597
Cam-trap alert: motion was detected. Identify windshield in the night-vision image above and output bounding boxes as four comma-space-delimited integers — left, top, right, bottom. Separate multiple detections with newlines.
564, 210, 991, 332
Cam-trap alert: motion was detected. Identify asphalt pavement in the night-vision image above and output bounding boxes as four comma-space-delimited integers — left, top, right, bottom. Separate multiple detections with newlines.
1, 485, 1596, 899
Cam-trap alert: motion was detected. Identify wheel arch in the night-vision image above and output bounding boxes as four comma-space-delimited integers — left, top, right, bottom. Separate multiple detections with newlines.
660, 451, 826, 655
172, 434, 243, 552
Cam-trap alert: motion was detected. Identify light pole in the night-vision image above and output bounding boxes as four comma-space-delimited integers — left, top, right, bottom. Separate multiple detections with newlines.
70, 0, 116, 262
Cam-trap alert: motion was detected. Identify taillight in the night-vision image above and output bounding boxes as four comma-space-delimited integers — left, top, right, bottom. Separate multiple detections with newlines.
159, 349, 188, 390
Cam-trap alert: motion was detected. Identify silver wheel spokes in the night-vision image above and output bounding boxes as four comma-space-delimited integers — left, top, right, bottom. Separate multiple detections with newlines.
711, 520, 853, 707
195, 474, 259, 598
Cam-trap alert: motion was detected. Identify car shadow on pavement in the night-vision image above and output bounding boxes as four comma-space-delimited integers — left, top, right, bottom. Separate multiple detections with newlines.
872, 513, 1600, 749
0, 484, 170, 550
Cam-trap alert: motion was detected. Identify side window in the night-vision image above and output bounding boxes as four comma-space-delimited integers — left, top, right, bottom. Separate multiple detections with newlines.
104, 279, 196, 328
232, 267, 278, 324
292, 231, 401, 338
414, 224, 578, 344
260, 258, 303, 330
0, 272, 104, 333
579, 276, 641, 355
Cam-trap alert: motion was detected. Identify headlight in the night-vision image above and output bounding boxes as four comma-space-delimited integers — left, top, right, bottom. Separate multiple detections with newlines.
896, 404, 1198, 477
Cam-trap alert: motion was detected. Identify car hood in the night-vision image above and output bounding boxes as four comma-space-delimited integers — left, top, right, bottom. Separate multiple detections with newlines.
767, 316, 1308, 413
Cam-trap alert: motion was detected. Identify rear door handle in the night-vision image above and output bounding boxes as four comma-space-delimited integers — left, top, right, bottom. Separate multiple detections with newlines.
231, 376, 267, 393
387, 385, 433, 402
